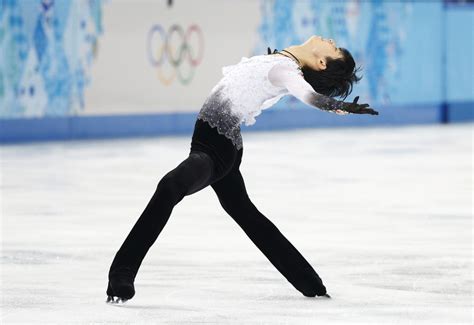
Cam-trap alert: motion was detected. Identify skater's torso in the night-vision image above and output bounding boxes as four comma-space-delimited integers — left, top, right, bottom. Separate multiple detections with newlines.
197, 54, 301, 150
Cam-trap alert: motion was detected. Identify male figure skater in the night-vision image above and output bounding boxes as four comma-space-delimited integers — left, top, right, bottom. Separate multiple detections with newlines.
106, 35, 378, 303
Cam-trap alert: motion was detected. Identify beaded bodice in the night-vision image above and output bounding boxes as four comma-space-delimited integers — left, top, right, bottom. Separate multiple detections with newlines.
197, 54, 298, 149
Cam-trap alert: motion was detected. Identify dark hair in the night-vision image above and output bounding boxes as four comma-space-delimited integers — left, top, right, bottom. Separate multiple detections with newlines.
301, 48, 362, 100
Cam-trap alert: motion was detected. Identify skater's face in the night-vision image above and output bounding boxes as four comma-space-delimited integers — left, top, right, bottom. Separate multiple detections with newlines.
301, 35, 344, 71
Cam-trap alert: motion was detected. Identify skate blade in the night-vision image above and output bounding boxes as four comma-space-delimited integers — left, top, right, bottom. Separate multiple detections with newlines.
106, 295, 128, 304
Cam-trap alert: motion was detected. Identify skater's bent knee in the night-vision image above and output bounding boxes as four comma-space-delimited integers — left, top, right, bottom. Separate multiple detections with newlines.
156, 174, 181, 201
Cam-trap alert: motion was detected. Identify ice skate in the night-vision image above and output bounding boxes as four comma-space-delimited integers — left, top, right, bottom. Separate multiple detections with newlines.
106, 267, 135, 304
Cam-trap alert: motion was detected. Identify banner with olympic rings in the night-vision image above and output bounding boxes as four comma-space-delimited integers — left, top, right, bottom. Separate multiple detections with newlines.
4, 0, 469, 121
82, 0, 261, 116
147, 24, 204, 86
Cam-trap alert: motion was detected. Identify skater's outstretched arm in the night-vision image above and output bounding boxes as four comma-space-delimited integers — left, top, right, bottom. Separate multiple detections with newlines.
268, 64, 378, 115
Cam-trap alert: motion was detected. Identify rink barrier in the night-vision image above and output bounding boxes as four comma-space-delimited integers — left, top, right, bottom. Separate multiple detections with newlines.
0, 102, 472, 143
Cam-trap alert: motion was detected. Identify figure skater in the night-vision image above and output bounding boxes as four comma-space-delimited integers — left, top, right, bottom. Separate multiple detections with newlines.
106, 35, 378, 303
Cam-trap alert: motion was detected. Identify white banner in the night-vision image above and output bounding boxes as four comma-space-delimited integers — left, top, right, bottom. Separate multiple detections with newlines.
83, 0, 260, 115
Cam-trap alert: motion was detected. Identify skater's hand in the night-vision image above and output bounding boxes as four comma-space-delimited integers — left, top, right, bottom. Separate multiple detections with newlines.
339, 96, 379, 115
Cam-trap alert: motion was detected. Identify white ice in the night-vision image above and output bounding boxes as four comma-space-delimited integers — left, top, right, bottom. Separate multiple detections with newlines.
1, 123, 472, 324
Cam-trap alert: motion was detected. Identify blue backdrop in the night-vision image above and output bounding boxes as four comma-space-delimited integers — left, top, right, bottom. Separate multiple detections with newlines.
0, 0, 472, 143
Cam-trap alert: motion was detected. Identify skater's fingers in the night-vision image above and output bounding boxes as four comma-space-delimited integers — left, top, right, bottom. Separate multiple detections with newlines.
361, 108, 379, 115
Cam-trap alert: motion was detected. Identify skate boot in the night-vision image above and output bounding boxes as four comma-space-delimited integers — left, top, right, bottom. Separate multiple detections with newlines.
106, 266, 135, 304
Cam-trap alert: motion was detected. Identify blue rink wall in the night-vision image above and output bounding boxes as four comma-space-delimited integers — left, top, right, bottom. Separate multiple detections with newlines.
0, 103, 443, 142
0, 0, 472, 143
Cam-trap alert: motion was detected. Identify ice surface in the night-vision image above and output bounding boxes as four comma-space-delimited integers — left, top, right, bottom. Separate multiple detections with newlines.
1, 124, 472, 324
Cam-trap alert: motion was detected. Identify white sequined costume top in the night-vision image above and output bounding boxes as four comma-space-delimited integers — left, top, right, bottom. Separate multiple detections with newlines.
197, 53, 348, 150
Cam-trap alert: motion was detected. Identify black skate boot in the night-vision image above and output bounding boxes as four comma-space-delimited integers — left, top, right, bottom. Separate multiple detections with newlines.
106, 266, 135, 304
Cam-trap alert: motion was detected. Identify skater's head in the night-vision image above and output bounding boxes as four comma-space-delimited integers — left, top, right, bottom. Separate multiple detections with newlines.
294, 35, 362, 99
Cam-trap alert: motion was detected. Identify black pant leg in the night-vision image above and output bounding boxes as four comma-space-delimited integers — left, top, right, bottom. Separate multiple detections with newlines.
109, 151, 216, 278
211, 166, 327, 297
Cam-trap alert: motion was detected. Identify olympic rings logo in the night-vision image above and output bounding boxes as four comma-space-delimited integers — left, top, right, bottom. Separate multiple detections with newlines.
147, 24, 204, 86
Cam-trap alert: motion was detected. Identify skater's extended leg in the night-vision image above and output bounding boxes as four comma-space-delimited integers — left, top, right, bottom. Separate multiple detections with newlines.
109, 151, 215, 282
211, 166, 327, 297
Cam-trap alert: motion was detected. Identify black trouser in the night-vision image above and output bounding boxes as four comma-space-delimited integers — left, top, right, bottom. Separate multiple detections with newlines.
108, 119, 327, 297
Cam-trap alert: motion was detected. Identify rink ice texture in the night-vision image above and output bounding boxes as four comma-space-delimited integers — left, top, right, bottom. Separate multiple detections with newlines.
1, 123, 472, 324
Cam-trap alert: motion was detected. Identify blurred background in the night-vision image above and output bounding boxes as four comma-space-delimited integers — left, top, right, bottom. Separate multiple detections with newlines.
0, 0, 472, 142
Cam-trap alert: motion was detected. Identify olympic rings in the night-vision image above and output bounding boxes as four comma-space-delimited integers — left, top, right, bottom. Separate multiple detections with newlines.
147, 23, 204, 86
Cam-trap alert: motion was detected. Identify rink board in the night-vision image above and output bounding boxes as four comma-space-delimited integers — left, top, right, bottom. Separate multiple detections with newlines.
2, 103, 470, 143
